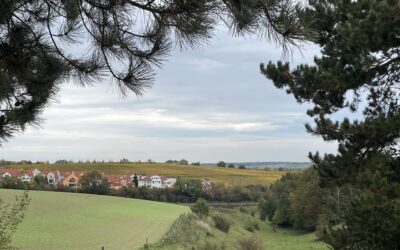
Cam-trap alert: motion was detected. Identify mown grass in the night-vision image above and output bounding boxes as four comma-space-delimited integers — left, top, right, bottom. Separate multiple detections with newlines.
147, 207, 329, 250
4, 163, 284, 186
0, 189, 189, 250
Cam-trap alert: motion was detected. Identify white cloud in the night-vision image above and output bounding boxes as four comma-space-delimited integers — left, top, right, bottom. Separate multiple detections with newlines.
0, 27, 338, 162
47, 108, 277, 132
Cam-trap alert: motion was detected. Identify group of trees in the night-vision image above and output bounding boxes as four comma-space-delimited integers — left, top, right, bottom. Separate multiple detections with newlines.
259, 169, 324, 231
165, 159, 189, 165
262, 0, 400, 249
165, 159, 203, 166
0, 160, 50, 165
79, 171, 111, 195
112, 178, 270, 203
217, 161, 246, 169
114, 180, 269, 203
0, 175, 54, 190
259, 168, 375, 247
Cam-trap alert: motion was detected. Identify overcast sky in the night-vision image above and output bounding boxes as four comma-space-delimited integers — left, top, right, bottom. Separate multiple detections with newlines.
1, 27, 337, 163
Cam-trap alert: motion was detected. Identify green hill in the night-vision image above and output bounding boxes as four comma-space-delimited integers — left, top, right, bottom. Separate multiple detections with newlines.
147, 206, 329, 250
0, 189, 189, 250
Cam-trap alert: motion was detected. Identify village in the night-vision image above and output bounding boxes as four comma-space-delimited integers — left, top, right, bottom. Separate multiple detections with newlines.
0, 168, 213, 190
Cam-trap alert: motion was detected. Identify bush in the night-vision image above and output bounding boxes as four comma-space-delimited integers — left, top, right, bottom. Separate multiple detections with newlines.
212, 214, 231, 233
237, 235, 264, 250
196, 220, 212, 236
200, 240, 221, 250
160, 213, 200, 245
159, 194, 167, 202
244, 219, 259, 232
190, 198, 209, 218
259, 198, 275, 221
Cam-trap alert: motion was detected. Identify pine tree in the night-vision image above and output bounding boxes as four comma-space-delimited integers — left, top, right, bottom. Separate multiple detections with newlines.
0, 0, 307, 143
261, 1, 400, 249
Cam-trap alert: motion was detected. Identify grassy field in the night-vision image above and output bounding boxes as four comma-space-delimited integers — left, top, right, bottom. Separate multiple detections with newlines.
148, 206, 329, 250
0, 189, 189, 250
4, 163, 285, 186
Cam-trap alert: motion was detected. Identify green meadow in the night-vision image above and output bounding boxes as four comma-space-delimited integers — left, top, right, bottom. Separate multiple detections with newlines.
0, 189, 189, 250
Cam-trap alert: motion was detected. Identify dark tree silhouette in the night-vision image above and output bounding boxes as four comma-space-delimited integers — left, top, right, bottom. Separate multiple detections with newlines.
0, 0, 308, 143
263, 1, 400, 248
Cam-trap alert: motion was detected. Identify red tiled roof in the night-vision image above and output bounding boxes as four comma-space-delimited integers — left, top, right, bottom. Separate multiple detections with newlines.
0, 169, 20, 176
104, 175, 132, 187
24, 170, 34, 176
58, 171, 72, 178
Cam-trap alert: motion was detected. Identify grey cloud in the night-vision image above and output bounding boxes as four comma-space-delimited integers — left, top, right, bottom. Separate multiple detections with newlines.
1, 27, 336, 162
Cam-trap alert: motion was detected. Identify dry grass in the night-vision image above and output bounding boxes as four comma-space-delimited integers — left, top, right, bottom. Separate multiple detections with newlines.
4, 163, 284, 186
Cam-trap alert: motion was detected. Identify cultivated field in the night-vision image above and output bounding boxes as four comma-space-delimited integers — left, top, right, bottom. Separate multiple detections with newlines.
1, 189, 189, 250
5, 163, 285, 186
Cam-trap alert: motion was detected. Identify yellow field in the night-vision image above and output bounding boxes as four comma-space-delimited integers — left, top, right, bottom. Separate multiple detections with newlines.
4, 163, 284, 186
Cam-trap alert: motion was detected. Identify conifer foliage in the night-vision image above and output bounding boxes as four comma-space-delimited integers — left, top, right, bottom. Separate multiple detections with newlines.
262, 1, 400, 249
0, 0, 306, 143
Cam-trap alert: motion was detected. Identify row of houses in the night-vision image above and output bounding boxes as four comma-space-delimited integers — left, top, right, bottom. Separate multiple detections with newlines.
0, 168, 81, 188
0, 168, 212, 190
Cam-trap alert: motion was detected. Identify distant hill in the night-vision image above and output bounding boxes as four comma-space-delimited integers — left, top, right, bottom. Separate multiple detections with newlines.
202, 162, 311, 169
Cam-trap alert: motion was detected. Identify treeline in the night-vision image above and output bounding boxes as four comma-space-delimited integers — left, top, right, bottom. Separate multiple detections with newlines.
258, 168, 354, 243
117, 184, 268, 203
0, 159, 201, 165
0, 159, 157, 165
0, 174, 269, 203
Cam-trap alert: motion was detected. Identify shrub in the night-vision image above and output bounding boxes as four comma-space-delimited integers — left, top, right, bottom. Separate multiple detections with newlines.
159, 194, 167, 202
244, 219, 259, 232
200, 240, 220, 250
190, 198, 209, 218
196, 220, 212, 236
237, 235, 264, 250
259, 198, 275, 221
160, 213, 200, 245
212, 214, 231, 233
315, 215, 328, 240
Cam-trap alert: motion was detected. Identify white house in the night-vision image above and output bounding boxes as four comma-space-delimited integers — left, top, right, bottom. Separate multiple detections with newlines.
46, 172, 57, 185
138, 175, 164, 188
164, 178, 177, 188
32, 168, 42, 177
1, 172, 13, 178
20, 174, 32, 182
0, 169, 19, 178
150, 175, 163, 188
